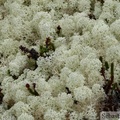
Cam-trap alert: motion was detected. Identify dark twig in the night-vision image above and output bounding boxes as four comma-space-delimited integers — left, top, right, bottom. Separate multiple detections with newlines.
99, 57, 120, 112
26, 83, 39, 96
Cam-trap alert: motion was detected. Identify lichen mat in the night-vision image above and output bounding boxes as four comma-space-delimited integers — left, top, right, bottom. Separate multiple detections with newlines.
0, 0, 120, 120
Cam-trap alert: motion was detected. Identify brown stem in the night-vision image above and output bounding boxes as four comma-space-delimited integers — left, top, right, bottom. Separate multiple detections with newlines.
105, 63, 114, 94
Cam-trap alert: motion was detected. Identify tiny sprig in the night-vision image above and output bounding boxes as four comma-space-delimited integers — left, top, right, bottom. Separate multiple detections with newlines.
26, 83, 39, 96
40, 37, 55, 57
56, 25, 62, 35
